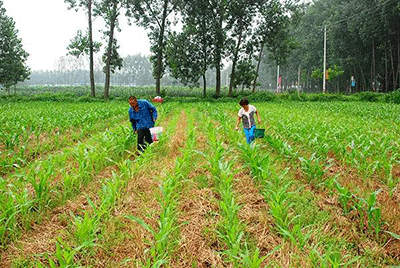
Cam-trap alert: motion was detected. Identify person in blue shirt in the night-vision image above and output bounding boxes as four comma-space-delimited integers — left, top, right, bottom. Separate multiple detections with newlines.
128, 96, 158, 154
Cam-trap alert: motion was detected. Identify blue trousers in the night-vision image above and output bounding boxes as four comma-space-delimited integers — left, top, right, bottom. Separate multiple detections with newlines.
244, 125, 256, 144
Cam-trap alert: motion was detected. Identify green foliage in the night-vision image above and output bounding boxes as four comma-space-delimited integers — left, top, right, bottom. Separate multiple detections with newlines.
280, 0, 400, 93
0, 1, 30, 90
165, 32, 204, 88
39, 237, 94, 268
384, 89, 400, 104
311, 65, 344, 82
102, 38, 123, 74
67, 30, 102, 58
353, 91, 384, 102
232, 59, 257, 90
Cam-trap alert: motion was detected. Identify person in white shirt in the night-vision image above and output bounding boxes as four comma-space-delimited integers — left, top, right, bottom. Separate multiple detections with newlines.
235, 98, 261, 144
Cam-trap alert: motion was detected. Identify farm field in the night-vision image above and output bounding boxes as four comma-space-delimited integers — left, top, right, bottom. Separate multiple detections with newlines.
0, 99, 399, 267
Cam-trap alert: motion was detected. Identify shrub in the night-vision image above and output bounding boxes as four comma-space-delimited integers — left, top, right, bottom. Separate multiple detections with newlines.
353, 91, 383, 102
385, 89, 400, 104
246, 91, 277, 102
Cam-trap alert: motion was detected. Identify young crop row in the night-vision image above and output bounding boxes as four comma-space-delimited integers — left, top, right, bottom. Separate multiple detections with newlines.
0, 101, 171, 252
0, 101, 128, 175
249, 101, 400, 244
1, 101, 399, 267
256, 101, 400, 189
207, 102, 399, 266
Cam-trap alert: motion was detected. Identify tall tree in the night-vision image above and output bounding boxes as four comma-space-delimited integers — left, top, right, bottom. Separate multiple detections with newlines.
209, 0, 228, 97
65, 0, 101, 97
165, 0, 214, 96
226, 0, 259, 96
128, 0, 184, 95
281, 0, 400, 93
0, 1, 30, 92
165, 32, 205, 89
95, 0, 126, 99
251, 0, 295, 92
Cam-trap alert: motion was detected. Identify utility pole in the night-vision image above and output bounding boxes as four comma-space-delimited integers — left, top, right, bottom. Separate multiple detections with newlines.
323, 25, 327, 93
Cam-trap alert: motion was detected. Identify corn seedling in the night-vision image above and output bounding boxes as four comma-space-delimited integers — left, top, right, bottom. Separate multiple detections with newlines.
299, 153, 329, 185
214, 159, 245, 264
365, 189, 383, 237
334, 181, 354, 214
37, 237, 95, 268
238, 142, 270, 181
239, 245, 267, 268
73, 212, 100, 248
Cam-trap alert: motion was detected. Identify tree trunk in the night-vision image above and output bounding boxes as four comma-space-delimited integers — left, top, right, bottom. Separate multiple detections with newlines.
392, 30, 400, 91
202, 45, 207, 97
385, 42, 388, 93
371, 38, 376, 91
155, 0, 168, 96
396, 29, 400, 90
390, 46, 395, 91
88, 0, 95, 97
359, 65, 366, 91
214, 6, 224, 98
252, 42, 264, 92
104, 4, 117, 99
228, 20, 243, 96
202, 74, 206, 97
216, 60, 221, 97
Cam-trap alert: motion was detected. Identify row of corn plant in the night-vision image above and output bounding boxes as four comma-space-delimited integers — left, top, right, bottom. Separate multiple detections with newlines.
125, 107, 195, 267
207, 103, 383, 266
37, 169, 128, 268
265, 128, 393, 241
259, 125, 392, 242
0, 118, 139, 249
0, 101, 127, 175
196, 108, 268, 267
256, 101, 399, 190
237, 139, 366, 266
203, 119, 244, 265
16, 103, 173, 267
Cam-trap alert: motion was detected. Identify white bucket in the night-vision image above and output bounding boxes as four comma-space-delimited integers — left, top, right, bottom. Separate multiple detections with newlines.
150, 127, 163, 141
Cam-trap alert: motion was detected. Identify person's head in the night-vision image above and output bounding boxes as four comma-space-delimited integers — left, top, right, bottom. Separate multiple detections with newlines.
239, 98, 249, 108
129, 96, 138, 108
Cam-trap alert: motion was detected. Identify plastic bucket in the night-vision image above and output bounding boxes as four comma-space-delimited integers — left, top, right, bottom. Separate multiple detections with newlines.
254, 128, 265, 138
150, 126, 163, 141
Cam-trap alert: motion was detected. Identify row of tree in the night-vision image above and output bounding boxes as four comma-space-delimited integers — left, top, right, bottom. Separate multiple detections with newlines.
21, 53, 237, 90
2, 0, 399, 96
63, 0, 297, 98
270, 0, 400, 93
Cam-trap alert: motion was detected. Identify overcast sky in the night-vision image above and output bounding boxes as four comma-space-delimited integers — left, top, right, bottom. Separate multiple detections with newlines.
2, 0, 151, 71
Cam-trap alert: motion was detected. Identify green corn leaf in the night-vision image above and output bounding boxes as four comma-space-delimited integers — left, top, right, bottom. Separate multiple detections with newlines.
385, 231, 400, 240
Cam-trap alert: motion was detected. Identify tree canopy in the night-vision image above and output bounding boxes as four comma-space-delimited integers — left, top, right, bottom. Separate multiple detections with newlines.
0, 0, 30, 91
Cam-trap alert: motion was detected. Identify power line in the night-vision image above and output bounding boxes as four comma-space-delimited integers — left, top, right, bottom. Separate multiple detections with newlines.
326, 0, 398, 29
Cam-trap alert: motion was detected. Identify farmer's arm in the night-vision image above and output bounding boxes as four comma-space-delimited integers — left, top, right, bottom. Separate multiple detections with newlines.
129, 109, 137, 133
147, 101, 158, 122
235, 116, 241, 130
131, 120, 137, 133
256, 110, 261, 124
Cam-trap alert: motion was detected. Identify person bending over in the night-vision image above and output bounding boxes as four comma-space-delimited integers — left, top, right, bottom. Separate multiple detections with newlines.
235, 98, 261, 144
128, 95, 158, 154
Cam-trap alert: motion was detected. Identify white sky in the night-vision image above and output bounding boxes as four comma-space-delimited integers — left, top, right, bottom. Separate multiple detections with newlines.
2, 0, 151, 71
